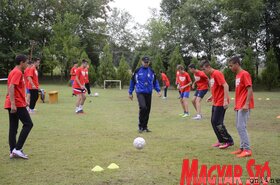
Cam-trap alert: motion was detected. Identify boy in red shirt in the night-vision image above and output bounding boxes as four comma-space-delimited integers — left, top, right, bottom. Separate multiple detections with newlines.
229, 56, 254, 157
160, 70, 170, 99
26, 58, 40, 113
177, 65, 192, 118
73, 59, 88, 113
70, 62, 78, 96
188, 63, 209, 120
24, 60, 33, 107
84, 64, 92, 96
201, 60, 234, 149
4, 55, 33, 159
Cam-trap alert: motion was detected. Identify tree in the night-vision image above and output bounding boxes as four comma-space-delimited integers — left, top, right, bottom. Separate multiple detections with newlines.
223, 67, 236, 91
242, 47, 256, 83
98, 43, 116, 86
152, 53, 164, 79
43, 13, 82, 80
117, 55, 130, 88
262, 48, 279, 90
167, 46, 184, 87
210, 56, 222, 70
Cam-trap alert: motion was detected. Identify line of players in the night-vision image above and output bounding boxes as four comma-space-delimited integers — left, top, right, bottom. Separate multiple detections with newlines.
4, 55, 253, 159
129, 57, 254, 158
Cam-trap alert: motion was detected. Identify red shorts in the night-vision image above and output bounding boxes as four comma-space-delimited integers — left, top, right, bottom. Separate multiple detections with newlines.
73, 88, 86, 95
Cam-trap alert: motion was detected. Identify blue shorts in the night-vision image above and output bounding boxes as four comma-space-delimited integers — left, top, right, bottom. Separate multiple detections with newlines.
180, 91, 190, 98
26, 88, 30, 94
194, 89, 208, 98
70, 80, 74, 86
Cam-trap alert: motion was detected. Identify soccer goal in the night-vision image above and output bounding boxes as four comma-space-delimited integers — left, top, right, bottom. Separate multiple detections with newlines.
104, 80, 122, 90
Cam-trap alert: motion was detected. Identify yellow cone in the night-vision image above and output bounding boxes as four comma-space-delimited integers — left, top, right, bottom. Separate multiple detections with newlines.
107, 163, 119, 170
91, 165, 104, 172
266, 98, 270, 100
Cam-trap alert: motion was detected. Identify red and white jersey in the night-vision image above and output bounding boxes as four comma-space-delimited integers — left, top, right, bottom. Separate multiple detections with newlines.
73, 67, 86, 89
235, 70, 254, 110
178, 71, 191, 92
194, 70, 208, 90
26, 65, 39, 89
210, 70, 229, 106
4, 67, 26, 108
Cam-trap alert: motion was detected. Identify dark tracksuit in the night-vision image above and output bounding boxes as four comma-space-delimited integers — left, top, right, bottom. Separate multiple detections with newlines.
129, 66, 161, 131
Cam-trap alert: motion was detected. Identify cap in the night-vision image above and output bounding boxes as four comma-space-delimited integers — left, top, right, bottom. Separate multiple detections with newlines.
142, 56, 150, 63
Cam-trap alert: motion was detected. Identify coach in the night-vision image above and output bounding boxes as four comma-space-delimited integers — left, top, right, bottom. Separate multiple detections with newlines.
129, 56, 161, 133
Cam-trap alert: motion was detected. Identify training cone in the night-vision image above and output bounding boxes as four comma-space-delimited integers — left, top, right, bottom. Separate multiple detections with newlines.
107, 163, 119, 170
266, 98, 270, 100
91, 165, 104, 172
258, 98, 262, 100
277, 115, 280, 119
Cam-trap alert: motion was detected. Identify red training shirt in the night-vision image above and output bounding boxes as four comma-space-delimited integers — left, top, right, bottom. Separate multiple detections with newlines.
26, 65, 39, 89
4, 67, 26, 108
24, 67, 31, 89
70, 66, 77, 81
235, 70, 254, 110
161, 73, 170, 87
178, 71, 191, 92
84, 67, 89, 84
194, 70, 209, 90
210, 70, 229, 106
73, 67, 86, 89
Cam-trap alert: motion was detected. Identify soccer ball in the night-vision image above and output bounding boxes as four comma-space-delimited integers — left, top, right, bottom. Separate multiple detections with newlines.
94, 92, 99, 97
133, 137, 146, 150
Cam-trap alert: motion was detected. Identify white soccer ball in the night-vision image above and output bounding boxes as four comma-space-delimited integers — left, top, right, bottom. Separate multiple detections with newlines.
94, 92, 99, 97
133, 137, 146, 150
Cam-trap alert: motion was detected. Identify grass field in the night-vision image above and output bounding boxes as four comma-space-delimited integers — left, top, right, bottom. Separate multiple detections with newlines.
0, 84, 279, 185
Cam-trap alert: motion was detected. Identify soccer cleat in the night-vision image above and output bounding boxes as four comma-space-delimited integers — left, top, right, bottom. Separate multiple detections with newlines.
231, 149, 243, 155
192, 115, 202, 120
178, 113, 184, 116
182, 113, 190, 118
9, 153, 16, 159
138, 128, 144, 133
12, 149, 28, 159
28, 109, 35, 114
212, 142, 221, 147
76, 110, 84, 114
237, 150, 252, 158
144, 128, 152, 132
219, 142, 234, 149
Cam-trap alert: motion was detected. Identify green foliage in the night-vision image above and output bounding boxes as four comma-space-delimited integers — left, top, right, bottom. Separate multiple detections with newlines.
117, 55, 130, 87
97, 43, 116, 86
210, 56, 221, 70
190, 57, 199, 68
223, 67, 236, 91
167, 46, 184, 87
242, 47, 256, 83
152, 54, 164, 78
262, 48, 279, 90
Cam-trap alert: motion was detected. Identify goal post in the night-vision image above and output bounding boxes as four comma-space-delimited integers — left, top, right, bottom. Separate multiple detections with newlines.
104, 80, 122, 90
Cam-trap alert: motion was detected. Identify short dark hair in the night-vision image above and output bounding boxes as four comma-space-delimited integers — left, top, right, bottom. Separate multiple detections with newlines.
177, 65, 184, 70
228, 56, 241, 65
15, 55, 27, 65
82, 59, 88, 64
200, 59, 210, 68
34, 58, 40, 62
188, 63, 196, 69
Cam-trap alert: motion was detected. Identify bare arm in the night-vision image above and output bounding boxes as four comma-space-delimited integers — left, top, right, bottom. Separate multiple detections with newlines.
243, 86, 253, 111
8, 84, 17, 113
223, 82, 229, 109
27, 76, 35, 89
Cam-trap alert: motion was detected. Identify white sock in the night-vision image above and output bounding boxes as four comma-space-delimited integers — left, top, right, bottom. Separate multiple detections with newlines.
79, 105, 83, 110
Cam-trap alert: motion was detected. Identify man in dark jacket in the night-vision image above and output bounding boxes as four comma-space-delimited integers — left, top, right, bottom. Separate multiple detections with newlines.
129, 56, 161, 133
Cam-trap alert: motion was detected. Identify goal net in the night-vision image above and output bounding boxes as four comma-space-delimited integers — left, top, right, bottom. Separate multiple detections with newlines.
104, 80, 122, 90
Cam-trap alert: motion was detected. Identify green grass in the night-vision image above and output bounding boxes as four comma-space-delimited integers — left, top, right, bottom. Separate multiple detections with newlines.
0, 84, 279, 185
